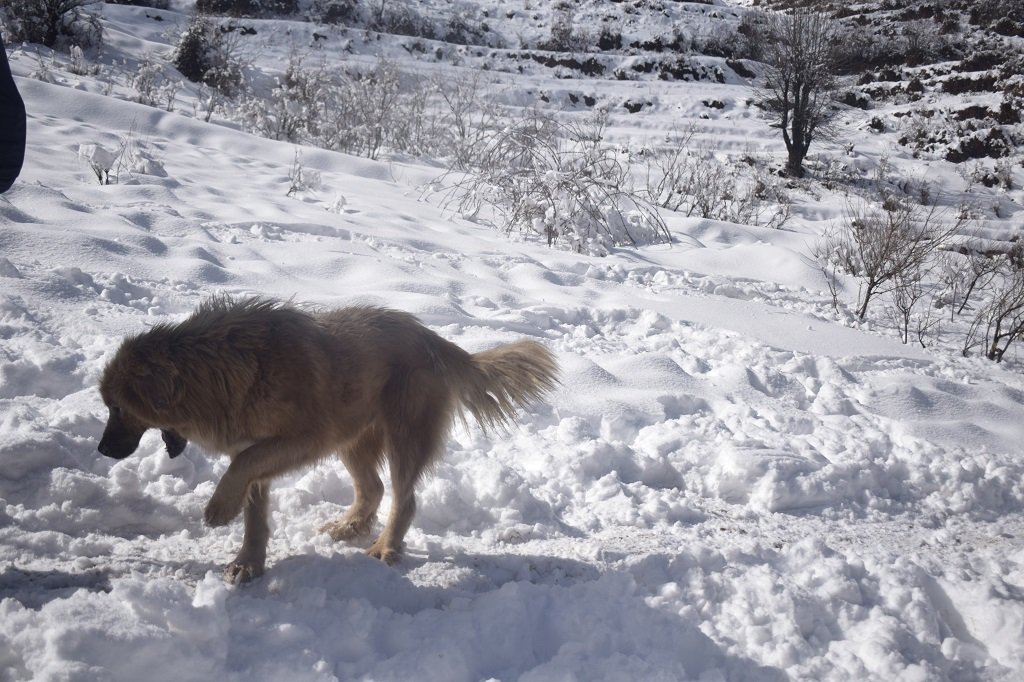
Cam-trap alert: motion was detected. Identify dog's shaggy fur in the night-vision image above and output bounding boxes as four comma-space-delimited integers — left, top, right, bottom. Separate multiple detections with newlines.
98, 297, 558, 582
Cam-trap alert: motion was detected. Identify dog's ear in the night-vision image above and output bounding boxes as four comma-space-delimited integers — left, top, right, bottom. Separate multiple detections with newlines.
161, 430, 188, 458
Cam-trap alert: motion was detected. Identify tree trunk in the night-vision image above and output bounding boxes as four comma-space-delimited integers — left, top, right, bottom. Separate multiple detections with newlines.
785, 149, 804, 178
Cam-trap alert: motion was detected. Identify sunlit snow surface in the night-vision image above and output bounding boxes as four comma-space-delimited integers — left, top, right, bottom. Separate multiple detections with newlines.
1, 3, 1023, 681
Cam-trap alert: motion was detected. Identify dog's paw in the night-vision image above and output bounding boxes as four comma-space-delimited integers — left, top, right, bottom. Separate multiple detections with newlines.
366, 539, 401, 565
224, 560, 264, 585
321, 518, 373, 542
204, 484, 245, 527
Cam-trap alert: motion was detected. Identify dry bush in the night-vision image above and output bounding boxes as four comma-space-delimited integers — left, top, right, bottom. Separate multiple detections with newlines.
814, 193, 967, 320
431, 109, 671, 256
962, 246, 1024, 361
641, 137, 791, 230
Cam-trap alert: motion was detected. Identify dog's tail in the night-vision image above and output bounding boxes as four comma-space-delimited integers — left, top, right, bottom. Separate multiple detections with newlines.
454, 340, 559, 431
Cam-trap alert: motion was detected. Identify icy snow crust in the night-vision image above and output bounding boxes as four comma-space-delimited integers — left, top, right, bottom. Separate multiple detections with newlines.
2, 2, 1024, 681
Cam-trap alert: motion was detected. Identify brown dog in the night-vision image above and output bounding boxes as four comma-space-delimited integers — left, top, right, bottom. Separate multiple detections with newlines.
98, 296, 558, 583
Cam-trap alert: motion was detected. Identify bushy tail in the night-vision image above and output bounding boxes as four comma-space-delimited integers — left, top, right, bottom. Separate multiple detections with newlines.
455, 340, 559, 431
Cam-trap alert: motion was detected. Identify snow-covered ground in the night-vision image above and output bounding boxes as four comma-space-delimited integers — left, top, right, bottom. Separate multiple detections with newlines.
2, 2, 1024, 681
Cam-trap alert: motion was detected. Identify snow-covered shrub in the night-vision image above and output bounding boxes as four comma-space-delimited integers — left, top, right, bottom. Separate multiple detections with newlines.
1, 0, 102, 49
239, 51, 332, 142
969, 0, 1024, 32
286, 148, 321, 197
192, 84, 229, 123
132, 52, 180, 110
28, 52, 57, 83
132, 54, 161, 106
77, 127, 161, 185
432, 109, 671, 256
237, 55, 435, 160
901, 20, 957, 67
443, 9, 496, 47
79, 143, 119, 185
67, 44, 99, 76
693, 22, 742, 59
344, 58, 405, 159
945, 127, 1013, 164
256, 56, 408, 158
736, 11, 765, 61
325, 57, 433, 159
940, 242, 1003, 319
174, 15, 215, 83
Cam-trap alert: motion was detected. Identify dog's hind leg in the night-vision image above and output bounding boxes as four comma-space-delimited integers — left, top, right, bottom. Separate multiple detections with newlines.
366, 453, 421, 565
321, 426, 385, 542
225, 480, 270, 584
367, 374, 455, 565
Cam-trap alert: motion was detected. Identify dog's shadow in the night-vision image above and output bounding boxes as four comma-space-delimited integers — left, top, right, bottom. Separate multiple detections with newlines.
249, 548, 601, 614
0, 566, 113, 609
242, 550, 786, 681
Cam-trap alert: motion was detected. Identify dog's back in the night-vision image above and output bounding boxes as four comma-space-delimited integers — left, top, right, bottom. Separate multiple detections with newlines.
316, 303, 557, 452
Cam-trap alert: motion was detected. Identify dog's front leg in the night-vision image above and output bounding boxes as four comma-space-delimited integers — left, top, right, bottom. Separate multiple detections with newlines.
205, 437, 300, 527
204, 467, 251, 528
224, 481, 270, 584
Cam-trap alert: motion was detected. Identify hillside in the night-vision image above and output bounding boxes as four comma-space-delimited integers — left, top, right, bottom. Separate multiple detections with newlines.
1, 1, 1023, 680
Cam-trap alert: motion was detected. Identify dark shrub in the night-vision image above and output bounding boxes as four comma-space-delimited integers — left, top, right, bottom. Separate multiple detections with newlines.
195, 0, 297, 18
107, 0, 171, 8
312, 0, 359, 25
1, 0, 102, 48
173, 14, 243, 94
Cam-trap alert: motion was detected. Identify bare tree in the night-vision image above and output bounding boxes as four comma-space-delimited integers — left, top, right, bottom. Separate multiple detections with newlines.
756, 11, 842, 178
434, 71, 498, 170
964, 248, 1024, 362
887, 263, 939, 346
813, 193, 966, 320
940, 241, 1003, 319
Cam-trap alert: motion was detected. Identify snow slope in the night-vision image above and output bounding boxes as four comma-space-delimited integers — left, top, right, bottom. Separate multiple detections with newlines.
2, 3, 1024, 681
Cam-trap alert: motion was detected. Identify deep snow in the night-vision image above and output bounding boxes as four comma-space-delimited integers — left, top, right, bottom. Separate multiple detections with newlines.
2, 2, 1024, 681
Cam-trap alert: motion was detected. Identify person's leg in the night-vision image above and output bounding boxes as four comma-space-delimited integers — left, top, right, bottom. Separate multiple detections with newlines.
0, 34, 26, 193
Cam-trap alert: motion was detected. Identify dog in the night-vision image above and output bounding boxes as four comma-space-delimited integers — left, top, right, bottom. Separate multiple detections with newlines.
98, 296, 558, 583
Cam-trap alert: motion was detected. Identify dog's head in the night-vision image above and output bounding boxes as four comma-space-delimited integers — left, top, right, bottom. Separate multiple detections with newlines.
97, 333, 187, 460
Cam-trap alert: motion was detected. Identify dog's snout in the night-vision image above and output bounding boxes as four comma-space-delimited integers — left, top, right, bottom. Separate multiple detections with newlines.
97, 430, 142, 460
97, 438, 131, 459
98, 404, 147, 460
